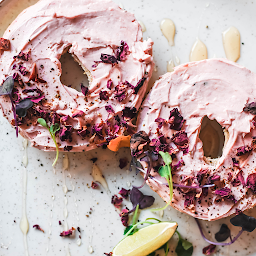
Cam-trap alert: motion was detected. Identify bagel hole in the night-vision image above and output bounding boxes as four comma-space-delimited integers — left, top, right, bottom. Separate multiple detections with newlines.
199, 116, 225, 158
60, 52, 89, 92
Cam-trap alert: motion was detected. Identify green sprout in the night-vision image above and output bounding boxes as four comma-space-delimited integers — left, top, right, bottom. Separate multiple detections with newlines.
37, 118, 60, 167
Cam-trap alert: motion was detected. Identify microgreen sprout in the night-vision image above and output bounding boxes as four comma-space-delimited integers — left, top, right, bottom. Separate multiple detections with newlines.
0, 76, 18, 136
151, 151, 173, 212
37, 118, 60, 166
175, 230, 193, 256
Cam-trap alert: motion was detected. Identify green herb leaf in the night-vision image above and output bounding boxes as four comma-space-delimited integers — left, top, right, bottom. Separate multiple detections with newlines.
50, 123, 60, 134
159, 151, 172, 166
158, 165, 169, 179
124, 225, 139, 236
37, 118, 48, 128
175, 231, 193, 256
182, 240, 193, 250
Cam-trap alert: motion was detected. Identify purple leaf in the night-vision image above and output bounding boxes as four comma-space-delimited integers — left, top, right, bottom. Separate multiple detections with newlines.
230, 212, 256, 232
16, 98, 33, 117
215, 224, 231, 242
130, 187, 155, 210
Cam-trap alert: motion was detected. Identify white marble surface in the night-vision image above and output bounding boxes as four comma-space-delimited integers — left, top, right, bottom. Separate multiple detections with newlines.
1, 0, 256, 255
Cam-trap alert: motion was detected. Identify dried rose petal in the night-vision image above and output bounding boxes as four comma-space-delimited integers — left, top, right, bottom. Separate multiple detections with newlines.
246, 173, 256, 193
59, 126, 73, 142
72, 110, 84, 118
232, 171, 245, 187
100, 54, 118, 64
202, 244, 216, 255
99, 90, 109, 100
116, 41, 130, 61
19, 65, 28, 76
22, 88, 45, 103
91, 181, 98, 189
172, 131, 188, 146
134, 77, 146, 94
33, 224, 44, 233
214, 187, 231, 197
105, 105, 115, 114
236, 145, 252, 156
122, 107, 137, 119
119, 208, 129, 227
14, 51, 30, 61
111, 195, 123, 208
232, 157, 239, 167
107, 79, 113, 90
119, 188, 130, 199
81, 83, 89, 96
184, 192, 195, 208
60, 227, 75, 237
130, 131, 150, 157
168, 108, 184, 131
196, 169, 208, 184
155, 117, 166, 129
210, 175, 220, 182
104, 253, 113, 256
243, 102, 256, 115
0, 38, 10, 51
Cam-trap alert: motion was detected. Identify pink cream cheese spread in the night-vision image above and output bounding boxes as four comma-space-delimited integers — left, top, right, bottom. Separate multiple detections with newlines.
0, 0, 154, 151
132, 59, 256, 220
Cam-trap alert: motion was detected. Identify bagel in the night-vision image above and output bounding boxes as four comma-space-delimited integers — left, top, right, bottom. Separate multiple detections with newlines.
131, 58, 256, 221
0, 0, 154, 152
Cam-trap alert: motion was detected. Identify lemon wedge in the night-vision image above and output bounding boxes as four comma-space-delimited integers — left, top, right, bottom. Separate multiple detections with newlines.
112, 222, 178, 256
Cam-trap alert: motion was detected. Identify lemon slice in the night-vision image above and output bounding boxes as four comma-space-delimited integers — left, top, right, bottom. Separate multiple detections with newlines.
112, 222, 178, 256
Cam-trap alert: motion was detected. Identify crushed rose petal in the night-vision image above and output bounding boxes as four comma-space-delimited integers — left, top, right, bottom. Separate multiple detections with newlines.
99, 90, 109, 101
119, 208, 129, 227
168, 108, 184, 131
246, 173, 256, 193
33, 224, 44, 232
202, 244, 216, 255
72, 110, 84, 118
116, 41, 130, 61
155, 117, 166, 129
119, 188, 130, 199
81, 83, 89, 96
243, 102, 256, 115
60, 227, 75, 237
236, 145, 252, 156
111, 195, 123, 208
91, 181, 98, 189
107, 79, 113, 89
